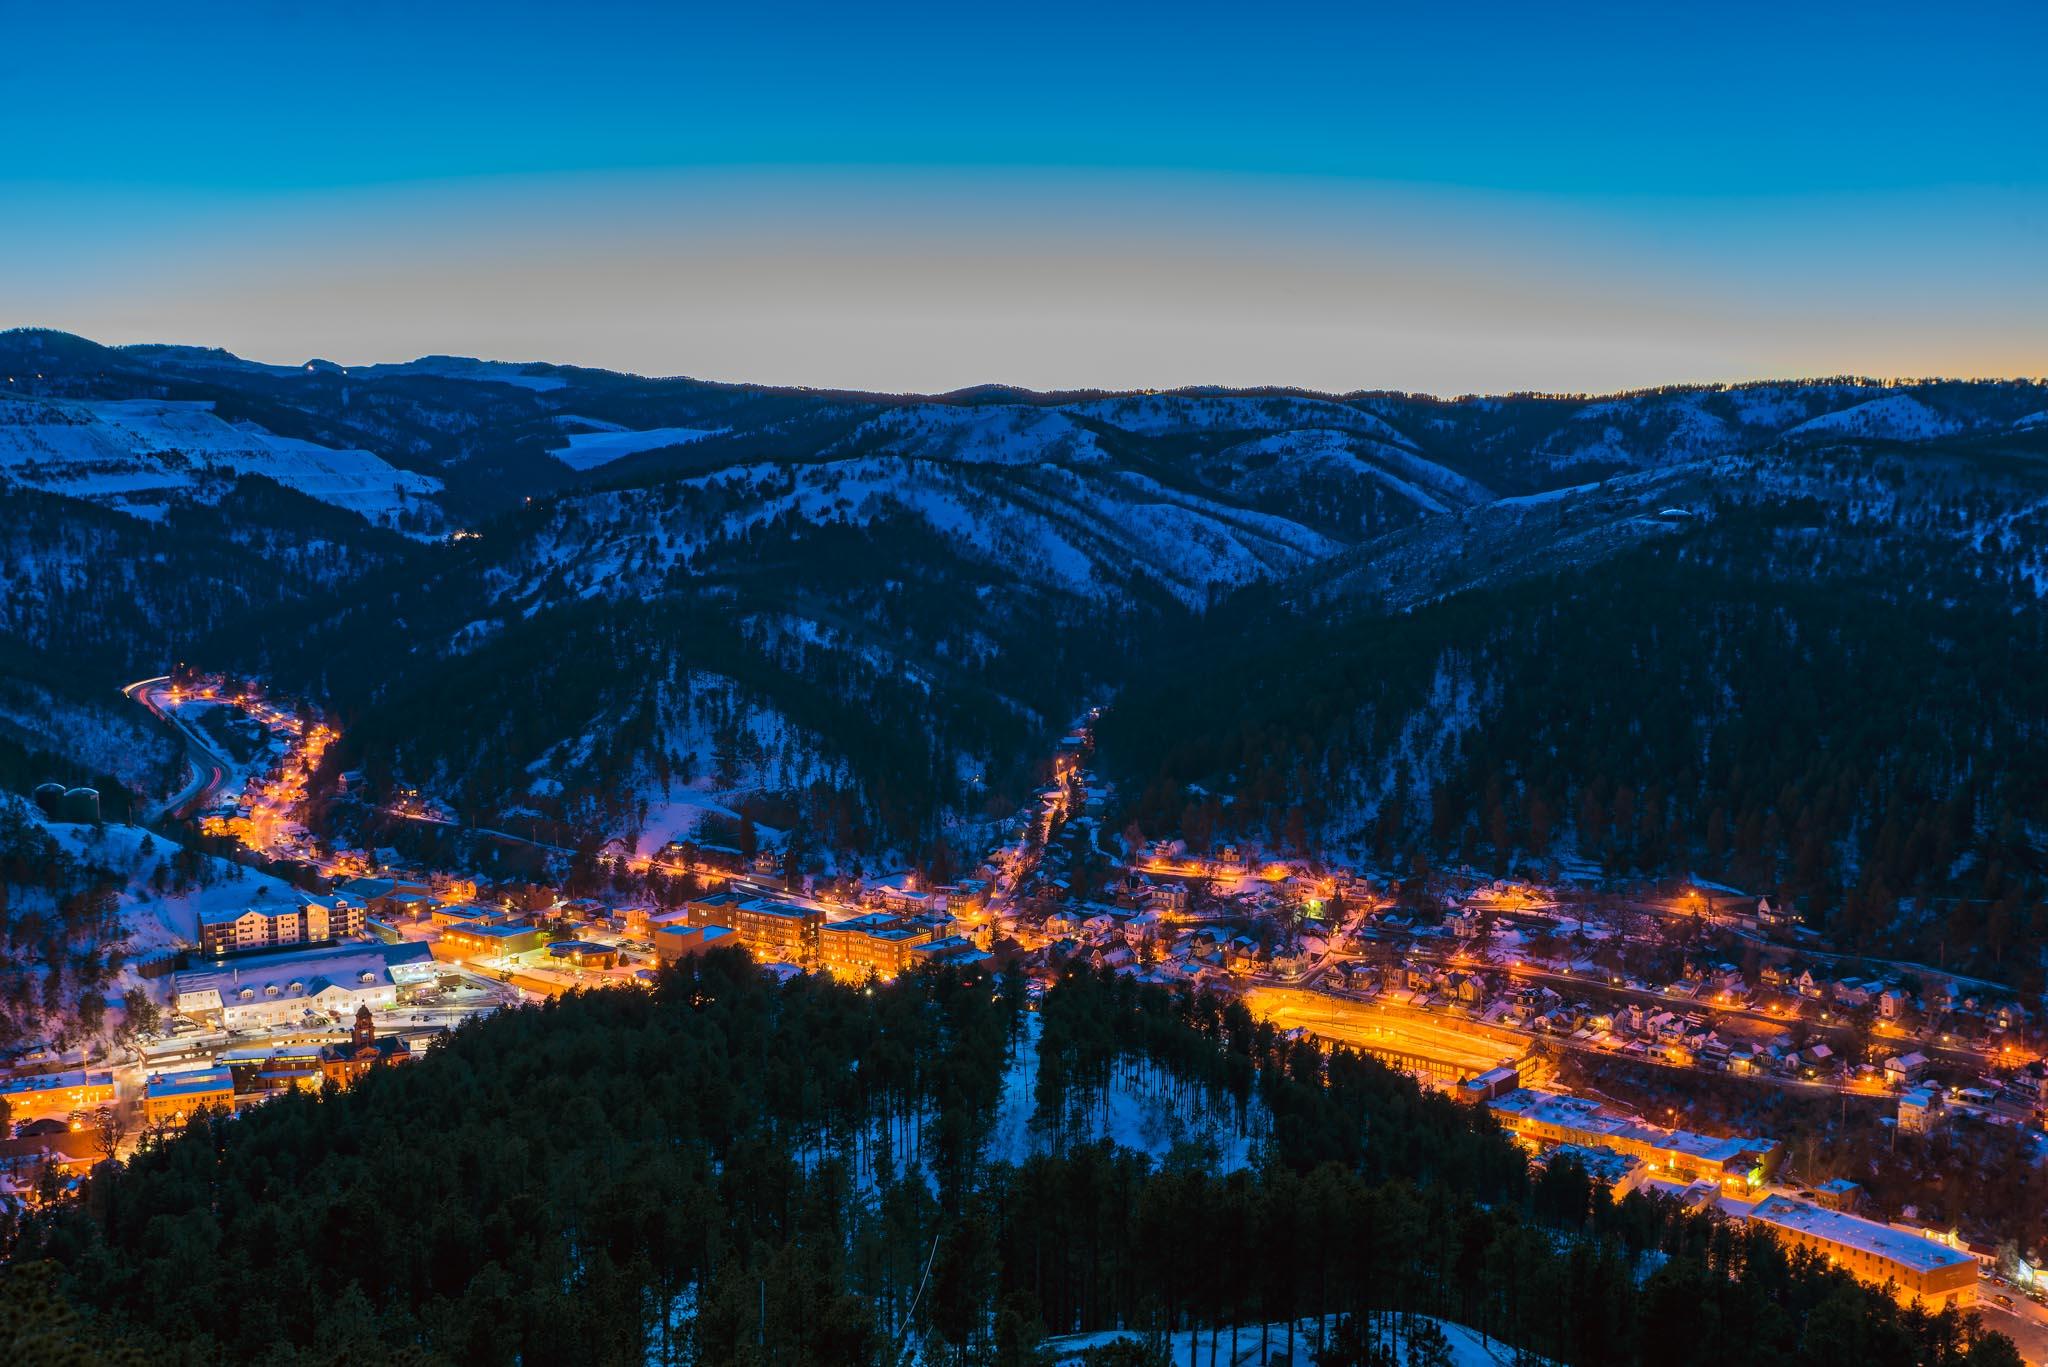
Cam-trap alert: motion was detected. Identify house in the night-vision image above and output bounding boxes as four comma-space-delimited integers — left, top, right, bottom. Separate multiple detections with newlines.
1043, 911, 1084, 937
1145, 883, 1189, 916
1884, 1052, 1931, 1087
2005, 1059, 2047, 1102
1813, 1179, 1863, 1212
1224, 935, 1263, 972
1446, 972, 1487, 1006
1878, 989, 1908, 1021
1756, 897, 1797, 927
1897, 1086, 1943, 1135
0, 1129, 102, 1181
547, 940, 619, 970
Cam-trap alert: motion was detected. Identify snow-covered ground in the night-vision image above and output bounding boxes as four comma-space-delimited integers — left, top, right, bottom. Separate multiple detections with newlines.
34, 811, 296, 951
1785, 393, 1960, 441
1046, 1315, 1541, 1366
0, 395, 442, 524
0, 679, 180, 798
628, 791, 747, 858
984, 1013, 1265, 1172
549, 424, 726, 471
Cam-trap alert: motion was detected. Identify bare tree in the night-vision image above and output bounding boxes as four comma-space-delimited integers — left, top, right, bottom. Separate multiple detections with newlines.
90, 1100, 134, 1165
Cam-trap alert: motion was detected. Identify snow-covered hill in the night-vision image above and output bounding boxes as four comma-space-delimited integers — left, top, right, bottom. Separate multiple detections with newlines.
0, 394, 441, 528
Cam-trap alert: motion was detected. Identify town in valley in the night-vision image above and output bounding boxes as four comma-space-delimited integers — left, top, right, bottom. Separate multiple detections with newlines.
8, 665, 2048, 1358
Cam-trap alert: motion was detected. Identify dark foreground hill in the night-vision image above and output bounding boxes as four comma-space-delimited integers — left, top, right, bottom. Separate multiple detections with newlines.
0, 958, 2025, 1367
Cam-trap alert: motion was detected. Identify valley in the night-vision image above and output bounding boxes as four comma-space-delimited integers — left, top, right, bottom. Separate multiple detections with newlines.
4, 331, 2048, 1365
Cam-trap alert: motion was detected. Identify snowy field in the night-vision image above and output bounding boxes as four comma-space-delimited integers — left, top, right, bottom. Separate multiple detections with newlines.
549, 425, 725, 471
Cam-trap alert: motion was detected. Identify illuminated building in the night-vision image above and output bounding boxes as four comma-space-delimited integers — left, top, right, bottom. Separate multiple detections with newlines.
221, 1044, 324, 1097
1897, 1085, 1943, 1135
319, 1005, 409, 1086
172, 943, 437, 1030
1743, 1196, 1977, 1309
688, 894, 820, 965
440, 922, 542, 961
143, 1067, 235, 1127
0, 1068, 115, 1120
546, 940, 619, 969
1488, 1088, 1780, 1188
656, 924, 737, 963
819, 913, 929, 980
199, 894, 363, 956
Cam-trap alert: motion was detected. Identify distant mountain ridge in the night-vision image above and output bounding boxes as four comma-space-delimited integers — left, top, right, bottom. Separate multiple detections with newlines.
4, 326, 2047, 956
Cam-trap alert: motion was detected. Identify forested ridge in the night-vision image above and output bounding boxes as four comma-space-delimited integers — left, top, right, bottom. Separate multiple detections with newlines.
0, 957, 2023, 1366
1107, 487, 2048, 983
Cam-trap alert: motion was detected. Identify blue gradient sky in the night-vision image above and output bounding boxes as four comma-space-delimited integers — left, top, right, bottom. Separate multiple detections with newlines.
5, 1, 2044, 392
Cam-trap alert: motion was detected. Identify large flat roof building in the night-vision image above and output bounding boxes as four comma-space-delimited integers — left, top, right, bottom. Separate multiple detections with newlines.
0, 1068, 115, 1120
1742, 1196, 1977, 1309
172, 942, 436, 1031
143, 1066, 235, 1127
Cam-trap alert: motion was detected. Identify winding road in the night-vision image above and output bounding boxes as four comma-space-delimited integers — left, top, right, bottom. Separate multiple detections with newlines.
122, 675, 234, 823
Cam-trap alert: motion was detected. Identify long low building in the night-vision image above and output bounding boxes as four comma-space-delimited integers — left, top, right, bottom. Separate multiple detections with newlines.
0, 1068, 115, 1120
171, 942, 438, 1031
439, 921, 542, 961
1489, 1088, 1781, 1189
656, 924, 738, 963
1742, 1195, 1977, 1310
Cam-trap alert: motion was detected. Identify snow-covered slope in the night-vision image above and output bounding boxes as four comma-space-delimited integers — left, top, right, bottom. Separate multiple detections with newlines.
33, 811, 298, 952
1784, 392, 1961, 441
548, 424, 726, 471
503, 439, 1347, 613
0, 395, 442, 526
